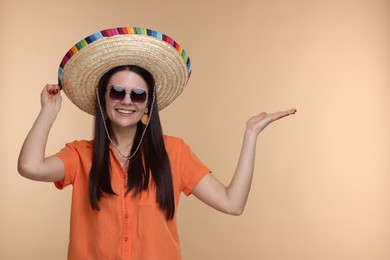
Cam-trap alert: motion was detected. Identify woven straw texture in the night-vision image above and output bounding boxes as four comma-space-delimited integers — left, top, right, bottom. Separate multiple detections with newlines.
59, 28, 191, 114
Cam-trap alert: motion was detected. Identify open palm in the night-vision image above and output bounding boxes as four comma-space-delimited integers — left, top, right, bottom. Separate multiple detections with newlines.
247, 108, 297, 135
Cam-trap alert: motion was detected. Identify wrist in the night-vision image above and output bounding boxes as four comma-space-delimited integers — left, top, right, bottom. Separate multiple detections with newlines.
39, 106, 59, 121
243, 128, 258, 142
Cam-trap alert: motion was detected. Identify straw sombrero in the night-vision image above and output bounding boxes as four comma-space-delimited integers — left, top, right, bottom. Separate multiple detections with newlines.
58, 27, 192, 115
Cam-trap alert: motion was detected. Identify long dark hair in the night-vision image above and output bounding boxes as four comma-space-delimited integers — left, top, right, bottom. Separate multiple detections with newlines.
89, 65, 175, 219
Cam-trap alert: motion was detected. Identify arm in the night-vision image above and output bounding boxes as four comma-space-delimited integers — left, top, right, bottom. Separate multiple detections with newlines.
192, 109, 297, 215
17, 84, 65, 182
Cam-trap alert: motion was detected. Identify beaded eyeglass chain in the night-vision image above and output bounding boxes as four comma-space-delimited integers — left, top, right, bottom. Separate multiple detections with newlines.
96, 87, 156, 185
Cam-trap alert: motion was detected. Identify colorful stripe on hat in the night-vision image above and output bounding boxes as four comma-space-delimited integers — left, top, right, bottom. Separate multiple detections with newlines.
58, 27, 192, 86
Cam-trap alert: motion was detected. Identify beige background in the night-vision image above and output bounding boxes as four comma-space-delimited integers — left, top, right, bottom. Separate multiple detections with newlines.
1, 0, 389, 259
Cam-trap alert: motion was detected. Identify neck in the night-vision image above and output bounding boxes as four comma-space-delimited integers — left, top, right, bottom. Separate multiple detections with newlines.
110, 124, 137, 148
102, 117, 149, 163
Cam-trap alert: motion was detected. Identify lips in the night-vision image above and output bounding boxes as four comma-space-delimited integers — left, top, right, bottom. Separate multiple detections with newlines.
116, 109, 135, 115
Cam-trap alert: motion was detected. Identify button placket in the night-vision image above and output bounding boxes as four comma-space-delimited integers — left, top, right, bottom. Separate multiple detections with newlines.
121, 191, 132, 259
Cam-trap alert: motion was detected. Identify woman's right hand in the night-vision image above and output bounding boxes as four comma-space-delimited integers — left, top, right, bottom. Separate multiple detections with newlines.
41, 84, 62, 114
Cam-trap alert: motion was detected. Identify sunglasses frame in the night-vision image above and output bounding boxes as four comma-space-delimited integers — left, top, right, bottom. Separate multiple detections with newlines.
107, 85, 148, 104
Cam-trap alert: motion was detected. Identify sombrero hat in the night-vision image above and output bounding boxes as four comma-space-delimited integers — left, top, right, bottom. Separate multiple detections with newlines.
58, 27, 192, 115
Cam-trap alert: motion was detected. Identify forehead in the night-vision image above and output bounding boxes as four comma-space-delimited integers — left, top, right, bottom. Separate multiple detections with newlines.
108, 70, 148, 89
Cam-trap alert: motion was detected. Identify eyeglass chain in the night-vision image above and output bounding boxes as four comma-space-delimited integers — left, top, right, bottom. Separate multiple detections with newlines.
96, 87, 156, 183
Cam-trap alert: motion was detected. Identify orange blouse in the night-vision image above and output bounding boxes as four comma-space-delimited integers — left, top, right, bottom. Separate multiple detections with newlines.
54, 136, 210, 260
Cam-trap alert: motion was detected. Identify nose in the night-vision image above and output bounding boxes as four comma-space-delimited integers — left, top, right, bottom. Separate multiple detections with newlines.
120, 92, 133, 105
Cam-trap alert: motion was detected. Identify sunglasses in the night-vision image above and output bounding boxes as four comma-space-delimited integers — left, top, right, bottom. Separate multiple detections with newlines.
108, 85, 148, 104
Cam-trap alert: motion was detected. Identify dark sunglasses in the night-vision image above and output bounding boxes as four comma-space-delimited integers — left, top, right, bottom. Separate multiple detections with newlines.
108, 85, 148, 103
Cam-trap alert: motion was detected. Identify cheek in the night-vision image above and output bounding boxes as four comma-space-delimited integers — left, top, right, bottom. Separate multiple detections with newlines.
104, 93, 116, 108
141, 104, 150, 115
104, 98, 116, 116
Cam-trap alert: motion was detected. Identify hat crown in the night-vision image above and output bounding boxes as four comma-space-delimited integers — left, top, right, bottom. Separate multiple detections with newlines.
58, 27, 192, 114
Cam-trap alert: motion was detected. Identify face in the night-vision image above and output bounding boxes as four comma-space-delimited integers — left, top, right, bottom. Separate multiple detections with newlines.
105, 70, 149, 130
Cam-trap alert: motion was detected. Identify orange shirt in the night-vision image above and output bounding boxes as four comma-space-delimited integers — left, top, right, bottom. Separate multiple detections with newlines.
54, 136, 210, 260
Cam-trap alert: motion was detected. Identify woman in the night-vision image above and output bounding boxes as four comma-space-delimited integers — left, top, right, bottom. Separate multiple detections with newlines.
18, 27, 296, 259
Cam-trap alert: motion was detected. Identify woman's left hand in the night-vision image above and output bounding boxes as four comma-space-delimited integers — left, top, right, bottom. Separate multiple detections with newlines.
246, 108, 297, 135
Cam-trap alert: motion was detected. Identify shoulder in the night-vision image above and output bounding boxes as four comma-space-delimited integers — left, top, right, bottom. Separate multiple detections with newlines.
62, 140, 93, 153
163, 135, 198, 161
163, 135, 187, 150
56, 140, 93, 165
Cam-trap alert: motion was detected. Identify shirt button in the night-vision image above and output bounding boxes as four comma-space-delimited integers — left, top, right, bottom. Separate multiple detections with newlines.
124, 237, 128, 242
124, 213, 129, 219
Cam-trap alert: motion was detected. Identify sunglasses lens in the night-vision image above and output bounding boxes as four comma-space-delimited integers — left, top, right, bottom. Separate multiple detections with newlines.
109, 86, 126, 101
131, 88, 147, 103
108, 86, 147, 103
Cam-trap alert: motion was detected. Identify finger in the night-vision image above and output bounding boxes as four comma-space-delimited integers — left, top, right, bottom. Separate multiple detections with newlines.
46, 84, 61, 95
266, 109, 297, 123
45, 84, 54, 93
274, 108, 297, 115
273, 108, 297, 117
53, 84, 61, 92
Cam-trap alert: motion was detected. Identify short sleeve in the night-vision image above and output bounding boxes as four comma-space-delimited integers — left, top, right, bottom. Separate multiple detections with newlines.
53, 141, 90, 189
165, 136, 211, 196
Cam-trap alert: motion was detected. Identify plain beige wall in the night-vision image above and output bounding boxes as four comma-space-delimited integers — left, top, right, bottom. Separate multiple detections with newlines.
1, 0, 389, 259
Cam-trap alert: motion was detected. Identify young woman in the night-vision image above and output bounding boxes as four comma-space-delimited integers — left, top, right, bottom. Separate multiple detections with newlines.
18, 27, 296, 259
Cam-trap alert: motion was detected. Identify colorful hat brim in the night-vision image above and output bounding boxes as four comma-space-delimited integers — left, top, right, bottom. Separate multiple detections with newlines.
58, 27, 192, 114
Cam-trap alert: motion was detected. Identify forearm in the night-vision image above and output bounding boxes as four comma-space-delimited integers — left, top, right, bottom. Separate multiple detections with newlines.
225, 130, 257, 214
192, 109, 296, 216
192, 130, 258, 216
18, 108, 58, 179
